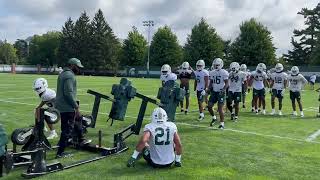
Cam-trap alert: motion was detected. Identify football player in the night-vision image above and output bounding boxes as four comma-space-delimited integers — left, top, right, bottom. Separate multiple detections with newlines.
177, 62, 194, 114
160, 64, 177, 86
194, 60, 209, 121
240, 64, 250, 108
127, 107, 182, 168
270, 63, 288, 116
288, 66, 308, 117
33, 78, 58, 139
249, 63, 269, 115
208, 58, 229, 129
227, 62, 247, 121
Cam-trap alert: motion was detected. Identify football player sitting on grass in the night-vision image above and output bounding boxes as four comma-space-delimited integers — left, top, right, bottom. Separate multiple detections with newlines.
127, 107, 182, 168
33, 78, 58, 139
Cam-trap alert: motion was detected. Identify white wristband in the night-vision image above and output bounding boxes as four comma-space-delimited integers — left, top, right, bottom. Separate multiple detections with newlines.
131, 150, 140, 159
175, 154, 181, 162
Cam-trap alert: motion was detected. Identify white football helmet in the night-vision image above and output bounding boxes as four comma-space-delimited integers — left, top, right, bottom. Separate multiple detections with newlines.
275, 63, 284, 72
196, 60, 205, 71
240, 64, 247, 72
33, 78, 48, 95
291, 66, 299, 75
230, 62, 240, 73
161, 64, 171, 77
181, 62, 190, 70
151, 107, 168, 124
212, 58, 224, 70
256, 63, 266, 73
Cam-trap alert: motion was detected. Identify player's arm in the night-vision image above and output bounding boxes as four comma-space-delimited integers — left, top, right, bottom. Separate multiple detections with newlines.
173, 132, 182, 167
35, 101, 46, 121
208, 79, 213, 93
204, 75, 209, 91
223, 79, 229, 91
248, 75, 254, 87
127, 131, 151, 167
194, 78, 197, 91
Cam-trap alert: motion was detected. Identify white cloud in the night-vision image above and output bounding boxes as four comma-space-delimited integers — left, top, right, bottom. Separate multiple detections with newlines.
0, 0, 318, 56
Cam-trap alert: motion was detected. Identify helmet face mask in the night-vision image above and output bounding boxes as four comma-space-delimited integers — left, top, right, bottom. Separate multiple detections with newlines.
275, 63, 284, 73
212, 58, 224, 70
161, 64, 171, 77
256, 63, 266, 73
240, 64, 247, 72
230, 62, 240, 73
196, 60, 205, 71
33, 78, 48, 95
151, 107, 168, 124
291, 66, 299, 75
181, 62, 190, 71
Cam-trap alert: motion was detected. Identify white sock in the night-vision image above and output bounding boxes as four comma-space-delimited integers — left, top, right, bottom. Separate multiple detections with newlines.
200, 113, 204, 117
220, 122, 224, 126
51, 130, 56, 134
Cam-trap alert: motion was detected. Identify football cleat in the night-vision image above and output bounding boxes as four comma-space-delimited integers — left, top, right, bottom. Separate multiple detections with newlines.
292, 111, 297, 116
270, 109, 275, 115
218, 125, 224, 130
175, 161, 182, 167
234, 116, 238, 122
278, 111, 283, 116
198, 116, 204, 121
231, 113, 235, 121
47, 131, 58, 140
262, 110, 266, 115
184, 110, 188, 115
209, 116, 217, 126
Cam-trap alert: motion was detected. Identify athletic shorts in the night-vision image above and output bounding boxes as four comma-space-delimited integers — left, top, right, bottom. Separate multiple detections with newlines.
272, 89, 284, 99
143, 148, 173, 168
180, 84, 190, 98
253, 88, 265, 98
310, 81, 315, 85
197, 90, 205, 103
228, 91, 242, 103
290, 91, 301, 101
209, 91, 225, 105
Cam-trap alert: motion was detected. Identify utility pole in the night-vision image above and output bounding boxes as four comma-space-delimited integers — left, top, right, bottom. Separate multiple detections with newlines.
143, 20, 154, 78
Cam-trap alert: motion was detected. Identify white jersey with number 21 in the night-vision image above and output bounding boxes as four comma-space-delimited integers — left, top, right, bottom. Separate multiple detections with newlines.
144, 122, 177, 165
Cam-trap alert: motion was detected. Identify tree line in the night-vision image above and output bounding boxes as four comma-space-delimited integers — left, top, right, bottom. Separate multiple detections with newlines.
1, 3, 319, 70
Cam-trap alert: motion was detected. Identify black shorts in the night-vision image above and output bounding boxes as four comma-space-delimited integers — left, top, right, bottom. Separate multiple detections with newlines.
290, 91, 301, 101
180, 84, 190, 98
272, 89, 284, 99
143, 148, 173, 168
253, 88, 265, 98
228, 91, 242, 103
241, 84, 246, 95
310, 81, 315, 85
197, 90, 205, 103
209, 91, 225, 105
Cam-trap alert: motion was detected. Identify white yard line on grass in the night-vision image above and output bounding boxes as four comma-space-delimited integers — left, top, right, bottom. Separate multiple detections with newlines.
306, 129, 320, 142
177, 122, 320, 144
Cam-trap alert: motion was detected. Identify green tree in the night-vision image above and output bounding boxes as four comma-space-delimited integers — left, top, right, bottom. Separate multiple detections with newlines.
57, 18, 76, 66
286, 3, 320, 65
91, 9, 121, 71
230, 18, 276, 66
74, 12, 92, 68
0, 41, 18, 64
184, 18, 224, 67
14, 39, 28, 63
150, 26, 183, 66
28, 31, 61, 66
121, 26, 147, 66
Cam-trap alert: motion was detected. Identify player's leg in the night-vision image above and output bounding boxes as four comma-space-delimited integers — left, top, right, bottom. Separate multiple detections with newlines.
47, 123, 58, 139
185, 90, 190, 114
253, 89, 259, 113
296, 93, 304, 117
271, 89, 276, 115
260, 89, 266, 115
226, 91, 233, 115
197, 91, 205, 121
208, 92, 217, 126
234, 92, 241, 121
290, 91, 297, 116
217, 102, 225, 129
278, 91, 283, 116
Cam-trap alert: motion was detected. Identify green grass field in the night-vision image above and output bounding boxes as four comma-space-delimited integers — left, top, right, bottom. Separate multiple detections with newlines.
1, 73, 320, 180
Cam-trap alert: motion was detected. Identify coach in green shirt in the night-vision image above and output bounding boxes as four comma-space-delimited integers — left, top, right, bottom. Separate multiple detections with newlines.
56, 58, 84, 158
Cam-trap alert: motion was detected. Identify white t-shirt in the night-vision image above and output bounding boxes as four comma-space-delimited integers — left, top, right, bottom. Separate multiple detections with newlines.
310, 75, 317, 83
271, 72, 288, 90
144, 122, 178, 165
209, 69, 229, 92
288, 74, 308, 92
251, 71, 268, 90
229, 71, 247, 93
40, 88, 56, 107
160, 73, 177, 83
194, 70, 209, 91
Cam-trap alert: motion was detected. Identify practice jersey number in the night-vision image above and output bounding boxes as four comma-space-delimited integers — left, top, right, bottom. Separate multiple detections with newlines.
155, 127, 170, 145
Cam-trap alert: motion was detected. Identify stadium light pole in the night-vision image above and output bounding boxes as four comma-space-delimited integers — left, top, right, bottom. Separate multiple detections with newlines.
143, 20, 154, 78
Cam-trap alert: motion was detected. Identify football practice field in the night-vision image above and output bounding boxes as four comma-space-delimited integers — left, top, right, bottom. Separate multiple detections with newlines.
1, 73, 320, 180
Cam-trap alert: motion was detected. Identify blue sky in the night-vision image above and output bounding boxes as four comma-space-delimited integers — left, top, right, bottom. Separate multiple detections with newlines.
0, 0, 318, 56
